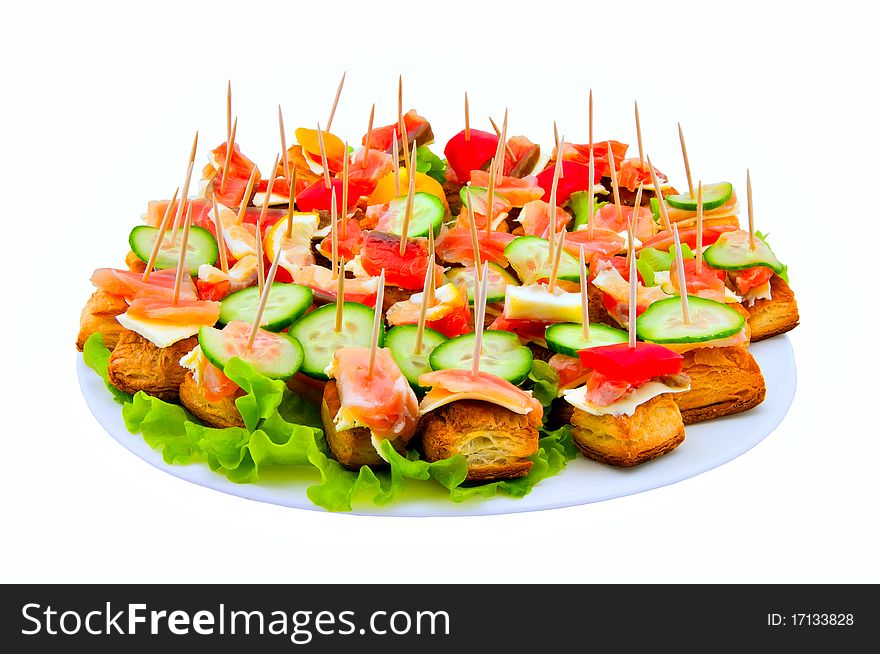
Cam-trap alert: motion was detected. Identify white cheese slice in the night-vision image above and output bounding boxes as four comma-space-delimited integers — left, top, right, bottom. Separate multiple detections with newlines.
418, 388, 536, 417
179, 346, 203, 384
563, 379, 690, 417
116, 312, 202, 348
252, 189, 289, 207
743, 280, 772, 307
504, 284, 582, 322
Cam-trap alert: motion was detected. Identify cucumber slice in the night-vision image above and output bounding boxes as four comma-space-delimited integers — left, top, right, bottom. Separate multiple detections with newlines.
545, 322, 628, 358
288, 302, 383, 380
703, 230, 786, 275
129, 225, 218, 275
198, 325, 304, 380
459, 185, 510, 210
503, 236, 581, 285
664, 182, 733, 211
429, 330, 533, 385
636, 296, 745, 344
379, 192, 444, 238
385, 324, 448, 390
218, 283, 313, 332
446, 262, 519, 304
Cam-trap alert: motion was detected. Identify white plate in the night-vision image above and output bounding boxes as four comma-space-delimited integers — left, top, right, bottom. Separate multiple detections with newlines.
77, 337, 796, 516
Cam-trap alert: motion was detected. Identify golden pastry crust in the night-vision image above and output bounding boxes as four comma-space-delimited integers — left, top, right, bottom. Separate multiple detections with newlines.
321, 381, 405, 469
179, 372, 245, 428
746, 275, 799, 341
126, 250, 147, 273
76, 290, 129, 351
107, 331, 197, 401
418, 400, 539, 481
674, 346, 766, 424
569, 393, 685, 467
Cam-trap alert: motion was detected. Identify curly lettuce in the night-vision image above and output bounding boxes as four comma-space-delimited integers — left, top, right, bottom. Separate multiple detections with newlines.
82, 332, 576, 512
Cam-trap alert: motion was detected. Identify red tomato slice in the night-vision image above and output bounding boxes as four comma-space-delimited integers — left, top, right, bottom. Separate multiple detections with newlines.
428, 306, 471, 338
444, 129, 499, 180
534, 160, 600, 204
196, 279, 231, 302
578, 342, 683, 385
296, 178, 371, 213
361, 231, 430, 290
730, 266, 774, 295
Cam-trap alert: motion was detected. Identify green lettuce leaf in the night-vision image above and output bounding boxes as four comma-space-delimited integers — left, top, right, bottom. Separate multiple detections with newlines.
570, 190, 608, 230
416, 146, 447, 185
636, 244, 694, 287
528, 360, 559, 409
756, 231, 789, 283
84, 342, 577, 512
82, 333, 132, 404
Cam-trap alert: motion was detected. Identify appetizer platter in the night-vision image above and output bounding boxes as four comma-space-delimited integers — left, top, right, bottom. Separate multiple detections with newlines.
77, 78, 799, 514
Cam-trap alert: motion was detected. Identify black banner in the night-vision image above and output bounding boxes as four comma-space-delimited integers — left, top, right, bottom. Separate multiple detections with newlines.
1, 584, 873, 651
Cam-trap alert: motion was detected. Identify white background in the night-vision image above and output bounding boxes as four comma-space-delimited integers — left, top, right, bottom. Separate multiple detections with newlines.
1, 0, 877, 583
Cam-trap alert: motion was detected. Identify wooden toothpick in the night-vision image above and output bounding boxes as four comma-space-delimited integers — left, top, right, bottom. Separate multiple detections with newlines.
316, 123, 332, 190
634, 100, 644, 166
236, 165, 259, 226
470, 262, 490, 377
678, 122, 695, 198
171, 203, 193, 304
367, 268, 386, 377
672, 222, 690, 324
548, 228, 567, 293
326, 70, 346, 133
392, 128, 400, 196
170, 159, 195, 246
330, 186, 339, 278
220, 117, 238, 194
212, 197, 228, 273
747, 169, 756, 251
465, 186, 482, 281
142, 187, 179, 282
397, 144, 417, 256
627, 183, 643, 270
588, 88, 593, 150
485, 157, 496, 236
255, 214, 264, 296
246, 244, 282, 350
495, 108, 508, 185
286, 167, 297, 239
226, 81, 232, 141
414, 256, 435, 354
334, 256, 346, 333
696, 180, 703, 274
427, 223, 436, 306
363, 103, 375, 169
464, 92, 470, 141
341, 142, 349, 239
647, 155, 672, 231
548, 145, 563, 263
579, 245, 590, 341
607, 141, 624, 231
279, 106, 290, 182
587, 148, 595, 241
628, 248, 638, 348
488, 115, 516, 159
